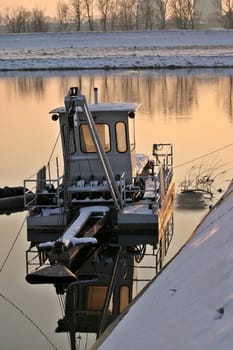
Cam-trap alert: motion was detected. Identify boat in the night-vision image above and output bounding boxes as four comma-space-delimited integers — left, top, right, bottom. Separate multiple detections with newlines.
176, 162, 224, 210
24, 87, 175, 348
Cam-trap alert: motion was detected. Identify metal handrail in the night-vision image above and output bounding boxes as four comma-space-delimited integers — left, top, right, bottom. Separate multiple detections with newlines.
24, 176, 64, 209
119, 173, 161, 206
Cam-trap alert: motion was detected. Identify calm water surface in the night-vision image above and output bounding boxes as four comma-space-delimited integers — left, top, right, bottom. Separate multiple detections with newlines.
1, 69, 233, 349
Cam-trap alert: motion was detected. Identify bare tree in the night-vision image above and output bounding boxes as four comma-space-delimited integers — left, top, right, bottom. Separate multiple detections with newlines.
70, 0, 83, 31
138, 0, 155, 29
186, 0, 197, 29
222, 0, 233, 28
56, 0, 70, 31
155, 0, 169, 29
118, 0, 137, 30
108, 0, 120, 30
169, 0, 196, 29
4, 6, 31, 32
30, 7, 49, 32
96, 0, 115, 31
83, 0, 94, 30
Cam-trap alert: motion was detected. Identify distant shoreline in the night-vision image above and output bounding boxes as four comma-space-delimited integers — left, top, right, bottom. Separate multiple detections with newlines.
1, 30, 233, 71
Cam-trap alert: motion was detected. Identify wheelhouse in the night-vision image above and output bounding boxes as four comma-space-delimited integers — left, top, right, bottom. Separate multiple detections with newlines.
51, 88, 139, 199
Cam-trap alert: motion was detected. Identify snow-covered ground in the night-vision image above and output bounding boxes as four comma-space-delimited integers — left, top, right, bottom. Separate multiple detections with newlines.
0, 30, 233, 71
93, 182, 233, 350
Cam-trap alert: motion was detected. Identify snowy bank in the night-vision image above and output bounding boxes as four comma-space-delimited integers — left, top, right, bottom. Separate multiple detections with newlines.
1, 30, 233, 71
93, 182, 233, 350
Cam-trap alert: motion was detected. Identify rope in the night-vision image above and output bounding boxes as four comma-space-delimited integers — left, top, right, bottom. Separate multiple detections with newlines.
77, 333, 81, 350
26, 132, 60, 181
0, 290, 59, 350
175, 142, 233, 169
84, 333, 89, 350
0, 216, 26, 273
48, 132, 61, 164
57, 294, 65, 316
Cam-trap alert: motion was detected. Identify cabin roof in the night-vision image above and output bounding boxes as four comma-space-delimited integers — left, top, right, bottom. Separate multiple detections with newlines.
50, 102, 140, 114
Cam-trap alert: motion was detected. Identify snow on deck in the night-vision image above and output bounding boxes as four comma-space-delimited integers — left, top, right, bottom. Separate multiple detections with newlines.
93, 181, 233, 350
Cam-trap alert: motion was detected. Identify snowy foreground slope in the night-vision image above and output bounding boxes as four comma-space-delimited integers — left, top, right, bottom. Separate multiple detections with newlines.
1, 30, 233, 71
93, 182, 233, 350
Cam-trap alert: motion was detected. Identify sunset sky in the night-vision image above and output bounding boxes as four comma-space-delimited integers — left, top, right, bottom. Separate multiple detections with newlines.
1, 0, 57, 16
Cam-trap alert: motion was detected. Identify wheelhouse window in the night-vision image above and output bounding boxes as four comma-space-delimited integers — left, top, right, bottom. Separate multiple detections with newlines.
119, 285, 130, 313
85, 286, 113, 314
115, 122, 127, 153
80, 124, 111, 153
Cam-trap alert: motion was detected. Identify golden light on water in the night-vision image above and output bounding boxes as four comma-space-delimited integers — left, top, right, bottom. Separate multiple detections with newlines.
1, 70, 233, 350
1, 72, 233, 189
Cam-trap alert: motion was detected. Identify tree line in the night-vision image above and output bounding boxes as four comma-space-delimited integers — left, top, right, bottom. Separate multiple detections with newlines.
0, 0, 233, 33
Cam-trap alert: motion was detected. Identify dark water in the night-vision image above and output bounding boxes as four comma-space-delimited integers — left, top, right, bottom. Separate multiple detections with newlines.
1, 68, 233, 349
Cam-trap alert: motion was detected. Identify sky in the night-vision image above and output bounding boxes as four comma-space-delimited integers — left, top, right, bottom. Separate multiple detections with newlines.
1, 0, 57, 16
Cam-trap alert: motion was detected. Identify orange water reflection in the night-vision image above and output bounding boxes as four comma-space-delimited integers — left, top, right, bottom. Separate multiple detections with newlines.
1, 70, 233, 189
0, 69, 233, 349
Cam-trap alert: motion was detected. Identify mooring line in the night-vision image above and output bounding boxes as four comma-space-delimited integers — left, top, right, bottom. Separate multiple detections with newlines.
48, 131, 61, 164
175, 142, 233, 169
0, 290, 58, 350
27, 132, 60, 180
0, 216, 26, 273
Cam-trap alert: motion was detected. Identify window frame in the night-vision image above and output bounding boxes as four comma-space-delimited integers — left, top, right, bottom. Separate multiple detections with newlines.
115, 121, 128, 153
79, 123, 111, 153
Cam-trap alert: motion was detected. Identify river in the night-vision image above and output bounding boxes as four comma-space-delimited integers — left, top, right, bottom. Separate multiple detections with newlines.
0, 68, 233, 350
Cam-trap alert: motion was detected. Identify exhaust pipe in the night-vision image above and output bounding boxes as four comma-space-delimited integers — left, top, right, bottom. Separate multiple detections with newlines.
94, 87, 98, 104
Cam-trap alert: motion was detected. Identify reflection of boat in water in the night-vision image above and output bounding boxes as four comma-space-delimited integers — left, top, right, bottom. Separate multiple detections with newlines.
176, 190, 210, 210
24, 87, 175, 348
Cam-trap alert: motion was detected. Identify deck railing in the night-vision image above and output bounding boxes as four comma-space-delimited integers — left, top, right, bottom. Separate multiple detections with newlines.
119, 173, 160, 206
24, 176, 64, 209
23, 168, 174, 211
